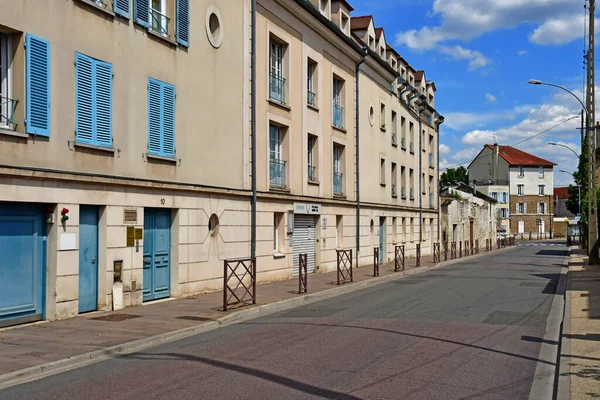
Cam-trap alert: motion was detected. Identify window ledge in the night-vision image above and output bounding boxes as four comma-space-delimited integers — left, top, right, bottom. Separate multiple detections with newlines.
429, 165, 435, 169
269, 186, 291, 193
146, 29, 178, 47
332, 125, 347, 133
268, 99, 291, 111
410, 150, 415, 155
307, 103, 319, 112
380, 183, 386, 187
380, 126, 386, 132
308, 180, 320, 186
333, 193, 346, 199
401, 146, 407, 151
0, 127, 28, 139
392, 142, 398, 147
73, 141, 116, 154
75, 0, 115, 17
392, 194, 398, 198
273, 252, 286, 259
146, 153, 178, 164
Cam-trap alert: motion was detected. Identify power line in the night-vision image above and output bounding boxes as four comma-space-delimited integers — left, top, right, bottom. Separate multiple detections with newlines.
442, 114, 580, 170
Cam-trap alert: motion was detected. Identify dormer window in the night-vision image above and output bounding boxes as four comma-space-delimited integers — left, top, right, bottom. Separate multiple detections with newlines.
320, 0, 329, 14
341, 13, 349, 34
368, 36, 375, 49
391, 59, 397, 70
379, 47, 385, 58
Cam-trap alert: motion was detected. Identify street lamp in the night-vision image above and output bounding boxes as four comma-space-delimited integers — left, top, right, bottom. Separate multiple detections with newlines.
559, 169, 581, 217
548, 142, 579, 157
530, 78, 595, 261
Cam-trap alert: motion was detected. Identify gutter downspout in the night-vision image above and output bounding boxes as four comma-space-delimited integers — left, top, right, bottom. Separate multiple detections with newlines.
418, 105, 423, 243
356, 47, 367, 269
251, 0, 257, 261
436, 116, 444, 246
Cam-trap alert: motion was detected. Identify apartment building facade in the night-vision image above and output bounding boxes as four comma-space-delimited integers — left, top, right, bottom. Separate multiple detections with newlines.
469, 145, 556, 237
0, 0, 442, 327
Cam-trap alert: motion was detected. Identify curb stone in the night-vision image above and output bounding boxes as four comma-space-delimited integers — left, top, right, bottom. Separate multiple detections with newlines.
0, 244, 520, 390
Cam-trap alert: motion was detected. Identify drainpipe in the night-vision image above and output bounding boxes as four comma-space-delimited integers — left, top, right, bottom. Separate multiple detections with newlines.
356, 47, 367, 268
418, 104, 423, 243
436, 115, 444, 246
250, 0, 257, 261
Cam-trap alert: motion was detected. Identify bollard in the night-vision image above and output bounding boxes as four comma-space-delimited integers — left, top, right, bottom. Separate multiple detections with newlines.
373, 247, 380, 277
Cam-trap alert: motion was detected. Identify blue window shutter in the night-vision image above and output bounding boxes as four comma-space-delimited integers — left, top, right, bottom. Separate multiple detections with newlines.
26, 34, 50, 136
114, 0, 131, 19
176, 0, 190, 47
75, 53, 94, 144
148, 79, 162, 155
134, 0, 149, 27
94, 60, 113, 147
162, 83, 175, 157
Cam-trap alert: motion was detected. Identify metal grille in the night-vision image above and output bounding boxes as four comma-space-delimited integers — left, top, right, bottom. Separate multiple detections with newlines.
223, 258, 256, 311
395, 245, 405, 272
293, 214, 315, 275
336, 249, 353, 285
298, 253, 307, 294
123, 209, 138, 224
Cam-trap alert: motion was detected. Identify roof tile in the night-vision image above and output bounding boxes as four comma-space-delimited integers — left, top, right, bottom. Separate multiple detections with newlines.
485, 145, 557, 166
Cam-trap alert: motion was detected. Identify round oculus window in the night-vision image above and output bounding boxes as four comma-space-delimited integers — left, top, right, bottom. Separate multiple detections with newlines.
205, 5, 224, 48
208, 214, 220, 237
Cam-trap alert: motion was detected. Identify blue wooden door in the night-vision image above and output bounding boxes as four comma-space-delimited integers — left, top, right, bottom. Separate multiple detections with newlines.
78, 206, 98, 313
379, 218, 385, 264
0, 204, 45, 327
143, 209, 171, 302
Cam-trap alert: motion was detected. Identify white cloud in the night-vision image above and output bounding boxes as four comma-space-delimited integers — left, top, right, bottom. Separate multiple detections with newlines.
530, 15, 595, 45
395, 0, 581, 50
439, 144, 451, 156
517, 50, 527, 56
485, 93, 497, 103
433, 45, 491, 71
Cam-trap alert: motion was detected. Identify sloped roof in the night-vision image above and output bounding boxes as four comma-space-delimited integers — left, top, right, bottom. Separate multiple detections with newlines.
554, 187, 570, 199
335, 0, 354, 11
414, 70, 424, 82
350, 15, 372, 31
485, 145, 557, 166
375, 27, 384, 39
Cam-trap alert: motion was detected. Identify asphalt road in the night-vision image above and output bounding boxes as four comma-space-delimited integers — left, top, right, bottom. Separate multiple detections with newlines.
1, 241, 568, 400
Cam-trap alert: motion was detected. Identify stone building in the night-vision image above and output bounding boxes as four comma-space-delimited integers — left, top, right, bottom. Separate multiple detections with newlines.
469, 144, 556, 238
0, 0, 443, 327
440, 184, 497, 247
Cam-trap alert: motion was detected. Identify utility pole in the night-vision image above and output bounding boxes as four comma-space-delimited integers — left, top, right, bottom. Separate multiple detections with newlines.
587, 0, 598, 264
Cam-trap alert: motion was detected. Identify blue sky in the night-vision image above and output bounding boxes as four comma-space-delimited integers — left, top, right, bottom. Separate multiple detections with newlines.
349, 0, 589, 187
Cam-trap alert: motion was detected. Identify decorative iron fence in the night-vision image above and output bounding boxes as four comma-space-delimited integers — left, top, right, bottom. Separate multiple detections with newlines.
223, 258, 256, 311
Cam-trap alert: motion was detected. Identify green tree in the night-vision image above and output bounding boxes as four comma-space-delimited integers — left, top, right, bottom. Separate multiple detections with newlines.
440, 166, 469, 187
566, 133, 588, 216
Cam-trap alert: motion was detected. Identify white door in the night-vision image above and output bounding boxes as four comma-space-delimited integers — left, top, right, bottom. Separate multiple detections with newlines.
293, 215, 316, 276
541, 219, 545, 234
518, 220, 524, 234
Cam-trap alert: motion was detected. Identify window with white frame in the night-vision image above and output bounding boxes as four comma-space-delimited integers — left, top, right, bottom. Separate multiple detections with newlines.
538, 203, 546, 214
269, 37, 286, 104
150, 0, 169, 36
538, 166, 544, 178
332, 76, 344, 128
333, 144, 343, 195
517, 202, 525, 214
0, 32, 13, 128
490, 192, 498, 200
307, 59, 317, 107
307, 134, 317, 182
518, 184, 524, 196
517, 166, 524, 177
538, 185, 545, 196
518, 220, 524, 233
269, 124, 286, 188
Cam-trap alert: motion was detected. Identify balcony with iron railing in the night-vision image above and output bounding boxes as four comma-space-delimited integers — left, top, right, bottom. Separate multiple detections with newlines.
401, 186, 406, 199
391, 132, 397, 146
410, 188, 414, 200
307, 90, 316, 107
0, 96, 18, 128
429, 152, 434, 168
333, 172, 343, 195
409, 142, 414, 153
270, 159, 287, 188
150, 7, 170, 36
429, 193, 434, 208
308, 164, 316, 182
401, 137, 406, 149
392, 184, 397, 197
333, 104, 344, 129
269, 73, 286, 105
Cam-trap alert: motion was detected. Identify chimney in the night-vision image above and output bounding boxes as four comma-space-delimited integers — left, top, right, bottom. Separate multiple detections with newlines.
492, 143, 499, 182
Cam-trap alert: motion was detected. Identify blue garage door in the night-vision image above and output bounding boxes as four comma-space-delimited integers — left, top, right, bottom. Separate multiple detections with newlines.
143, 209, 171, 302
0, 204, 46, 327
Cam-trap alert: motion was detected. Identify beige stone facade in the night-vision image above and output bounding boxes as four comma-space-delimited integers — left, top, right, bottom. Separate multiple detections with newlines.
0, 0, 442, 326
510, 195, 554, 236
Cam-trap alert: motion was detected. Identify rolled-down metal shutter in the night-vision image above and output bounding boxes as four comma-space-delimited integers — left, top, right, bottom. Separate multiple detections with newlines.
292, 214, 316, 276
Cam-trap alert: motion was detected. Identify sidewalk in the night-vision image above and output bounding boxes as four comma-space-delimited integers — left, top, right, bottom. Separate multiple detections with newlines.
560, 246, 600, 399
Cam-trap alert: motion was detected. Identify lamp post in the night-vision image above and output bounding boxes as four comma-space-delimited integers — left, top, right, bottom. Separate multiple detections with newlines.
560, 169, 582, 217
548, 142, 579, 157
530, 79, 596, 261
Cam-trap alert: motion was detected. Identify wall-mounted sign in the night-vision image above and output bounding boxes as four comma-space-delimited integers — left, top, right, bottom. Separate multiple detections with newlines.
294, 202, 321, 215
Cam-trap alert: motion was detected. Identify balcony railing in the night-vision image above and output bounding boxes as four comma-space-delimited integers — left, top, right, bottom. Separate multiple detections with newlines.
429, 193, 433, 207
401, 187, 406, 198
333, 172, 343, 195
269, 73, 286, 104
428, 153, 434, 167
391, 132, 397, 146
333, 104, 344, 129
150, 7, 170, 36
401, 137, 406, 149
392, 184, 397, 197
410, 188, 414, 200
0, 96, 18, 126
270, 159, 287, 188
409, 142, 414, 153
308, 165, 316, 182
307, 90, 316, 107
